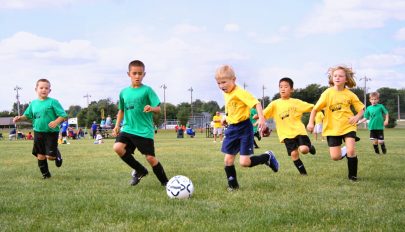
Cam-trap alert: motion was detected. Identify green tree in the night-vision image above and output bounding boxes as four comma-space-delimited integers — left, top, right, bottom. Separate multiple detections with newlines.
201, 100, 220, 115
176, 102, 191, 126
67, 105, 82, 118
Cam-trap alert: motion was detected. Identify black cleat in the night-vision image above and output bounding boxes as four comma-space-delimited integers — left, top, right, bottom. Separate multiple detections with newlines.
130, 169, 148, 186
381, 147, 387, 154
55, 149, 63, 167
309, 145, 316, 155
348, 176, 358, 182
42, 172, 51, 179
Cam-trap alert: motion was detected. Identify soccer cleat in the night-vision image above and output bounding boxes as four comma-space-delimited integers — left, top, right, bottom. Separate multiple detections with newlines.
130, 169, 149, 186
309, 145, 316, 155
381, 146, 387, 154
42, 172, 51, 179
348, 176, 358, 182
55, 149, 63, 167
227, 186, 239, 192
265, 151, 279, 172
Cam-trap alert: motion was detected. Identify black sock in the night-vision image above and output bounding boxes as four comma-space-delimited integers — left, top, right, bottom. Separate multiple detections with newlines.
347, 156, 358, 178
152, 162, 168, 185
120, 152, 147, 174
224, 165, 239, 188
38, 159, 50, 176
249, 153, 270, 167
373, 144, 380, 154
380, 143, 386, 153
293, 159, 307, 175
253, 139, 259, 148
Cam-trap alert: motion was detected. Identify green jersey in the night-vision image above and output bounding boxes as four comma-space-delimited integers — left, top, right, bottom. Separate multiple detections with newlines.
118, 84, 160, 139
364, 104, 388, 130
250, 108, 258, 133
23, 97, 67, 132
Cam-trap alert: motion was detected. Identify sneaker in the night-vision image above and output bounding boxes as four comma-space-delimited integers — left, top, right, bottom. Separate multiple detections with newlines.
130, 169, 149, 186
42, 172, 51, 179
265, 151, 279, 172
55, 149, 63, 167
309, 145, 316, 155
348, 176, 358, 182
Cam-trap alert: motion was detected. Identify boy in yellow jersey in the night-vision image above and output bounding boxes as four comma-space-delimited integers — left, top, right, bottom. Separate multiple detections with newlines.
307, 65, 364, 181
262, 77, 316, 175
212, 111, 223, 142
313, 111, 325, 141
215, 65, 279, 191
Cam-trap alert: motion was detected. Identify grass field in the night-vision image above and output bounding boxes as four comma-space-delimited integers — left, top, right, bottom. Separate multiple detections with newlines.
1, 129, 404, 231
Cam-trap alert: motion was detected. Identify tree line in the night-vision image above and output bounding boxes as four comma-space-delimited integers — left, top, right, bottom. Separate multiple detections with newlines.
2, 85, 404, 128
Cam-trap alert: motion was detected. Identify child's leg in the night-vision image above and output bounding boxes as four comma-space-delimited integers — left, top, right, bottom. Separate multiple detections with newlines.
379, 140, 386, 154
146, 155, 168, 186
37, 154, 51, 178
291, 149, 307, 175
345, 138, 358, 180
113, 142, 147, 174
372, 139, 380, 154
224, 154, 239, 189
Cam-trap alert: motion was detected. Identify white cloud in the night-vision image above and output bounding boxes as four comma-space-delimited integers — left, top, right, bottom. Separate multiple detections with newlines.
173, 24, 206, 34
394, 28, 405, 40
0, 0, 85, 9
358, 54, 405, 68
224, 23, 240, 32
297, 0, 405, 36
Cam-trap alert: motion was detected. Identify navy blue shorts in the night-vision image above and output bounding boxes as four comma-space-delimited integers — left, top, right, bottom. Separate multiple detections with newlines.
221, 119, 254, 155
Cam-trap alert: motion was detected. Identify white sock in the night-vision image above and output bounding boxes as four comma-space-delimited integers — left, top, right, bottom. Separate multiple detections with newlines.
341, 146, 347, 158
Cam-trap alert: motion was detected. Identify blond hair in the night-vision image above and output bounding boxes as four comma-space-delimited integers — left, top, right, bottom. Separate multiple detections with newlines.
215, 65, 236, 80
36, 78, 51, 87
369, 92, 380, 99
327, 65, 356, 88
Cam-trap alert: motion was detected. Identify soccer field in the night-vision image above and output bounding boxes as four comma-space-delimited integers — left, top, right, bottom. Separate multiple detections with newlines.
1, 129, 404, 231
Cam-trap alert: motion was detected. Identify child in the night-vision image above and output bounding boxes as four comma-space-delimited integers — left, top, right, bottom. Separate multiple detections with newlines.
94, 131, 104, 144
112, 60, 169, 187
313, 111, 325, 141
212, 111, 223, 142
262, 77, 316, 175
60, 119, 69, 144
307, 65, 364, 181
215, 65, 279, 191
358, 92, 389, 154
249, 108, 260, 149
13, 79, 67, 179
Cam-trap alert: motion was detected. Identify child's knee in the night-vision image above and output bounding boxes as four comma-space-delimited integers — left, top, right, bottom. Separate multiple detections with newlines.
298, 146, 309, 154
113, 143, 125, 156
146, 155, 158, 165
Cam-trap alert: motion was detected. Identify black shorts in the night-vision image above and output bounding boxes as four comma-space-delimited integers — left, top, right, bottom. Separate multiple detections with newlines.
370, 130, 384, 140
61, 131, 67, 137
283, 135, 311, 156
327, 131, 359, 147
115, 132, 155, 156
32, 132, 59, 157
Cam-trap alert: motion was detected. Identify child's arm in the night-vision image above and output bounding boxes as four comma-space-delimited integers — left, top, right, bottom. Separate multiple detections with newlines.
49, 116, 66, 129
144, 105, 161, 113
384, 113, 389, 126
255, 103, 267, 136
13, 115, 28, 123
348, 108, 364, 125
112, 110, 124, 137
357, 117, 367, 124
306, 109, 317, 132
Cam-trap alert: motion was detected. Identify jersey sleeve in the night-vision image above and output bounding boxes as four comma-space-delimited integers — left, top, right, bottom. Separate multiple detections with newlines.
263, 101, 275, 119
118, 90, 125, 111
298, 99, 314, 113
148, 87, 161, 107
23, 103, 33, 120
53, 99, 67, 118
364, 107, 370, 119
351, 93, 365, 113
313, 91, 327, 112
381, 105, 389, 115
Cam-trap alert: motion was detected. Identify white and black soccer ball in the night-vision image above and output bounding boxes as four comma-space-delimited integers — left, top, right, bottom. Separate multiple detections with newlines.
166, 175, 194, 199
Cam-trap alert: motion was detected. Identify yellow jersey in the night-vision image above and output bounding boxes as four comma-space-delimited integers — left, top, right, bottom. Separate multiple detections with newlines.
313, 87, 364, 136
315, 111, 324, 124
263, 98, 313, 142
212, 115, 222, 128
224, 86, 259, 124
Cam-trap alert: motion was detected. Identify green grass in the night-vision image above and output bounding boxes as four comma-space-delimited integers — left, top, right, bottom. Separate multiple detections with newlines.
1, 129, 404, 231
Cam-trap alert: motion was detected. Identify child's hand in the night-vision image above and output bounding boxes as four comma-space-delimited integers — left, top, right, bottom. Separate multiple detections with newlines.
306, 123, 314, 132
48, 121, 57, 128
257, 118, 267, 137
13, 116, 21, 123
144, 105, 152, 112
112, 126, 120, 137
348, 115, 360, 125
384, 120, 389, 126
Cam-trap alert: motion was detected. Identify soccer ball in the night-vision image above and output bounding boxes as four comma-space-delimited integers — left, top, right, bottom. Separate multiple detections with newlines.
166, 175, 194, 199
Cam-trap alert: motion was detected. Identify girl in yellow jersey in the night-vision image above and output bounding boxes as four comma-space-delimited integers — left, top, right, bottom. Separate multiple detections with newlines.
307, 65, 364, 181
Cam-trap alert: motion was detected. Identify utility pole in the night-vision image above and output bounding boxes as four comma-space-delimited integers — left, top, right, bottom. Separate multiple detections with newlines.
83, 93, 91, 107
14, 85, 22, 116
243, 82, 248, 90
359, 76, 371, 128
262, 85, 266, 107
188, 87, 194, 118
398, 95, 401, 120
160, 84, 167, 129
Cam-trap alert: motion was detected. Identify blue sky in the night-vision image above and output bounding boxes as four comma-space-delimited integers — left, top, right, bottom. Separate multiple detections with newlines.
1, 0, 404, 111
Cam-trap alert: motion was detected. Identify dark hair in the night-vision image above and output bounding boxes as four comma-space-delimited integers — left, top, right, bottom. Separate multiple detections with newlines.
279, 77, 294, 89
128, 60, 145, 71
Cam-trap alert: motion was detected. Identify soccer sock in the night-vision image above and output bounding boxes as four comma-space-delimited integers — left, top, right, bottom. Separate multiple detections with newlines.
152, 162, 169, 185
120, 152, 147, 174
373, 144, 380, 154
224, 165, 239, 188
380, 143, 386, 153
38, 159, 50, 176
253, 139, 259, 148
293, 159, 307, 175
249, 153, 270, 167
347, 156, 358, 178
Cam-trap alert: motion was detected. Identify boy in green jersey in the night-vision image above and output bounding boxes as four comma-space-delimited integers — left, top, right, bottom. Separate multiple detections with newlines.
112, 60, 168, 186
358, 92, 389, 154
13, 79, 67, 179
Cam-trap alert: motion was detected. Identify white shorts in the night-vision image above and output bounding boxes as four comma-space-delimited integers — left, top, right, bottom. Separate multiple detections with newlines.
213, 127, 223, 135
314, 124, 323, 133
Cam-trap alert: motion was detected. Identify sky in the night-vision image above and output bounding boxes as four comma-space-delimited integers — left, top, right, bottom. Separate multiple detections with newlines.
0, 0, 404, 111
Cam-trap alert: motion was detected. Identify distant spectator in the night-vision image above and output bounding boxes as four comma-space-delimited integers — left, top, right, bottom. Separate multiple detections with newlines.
100, 119, 106, 129
26, 131, 34, 140
9, 128, 16, 140
106, 115, 112, 128
91, 121, 98, 139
